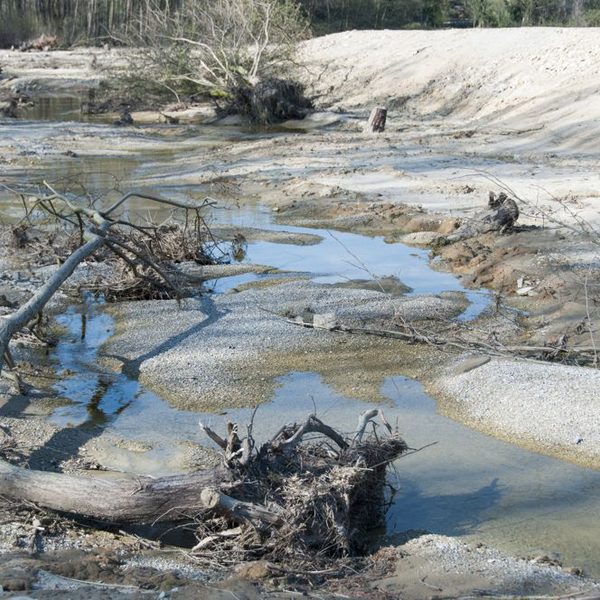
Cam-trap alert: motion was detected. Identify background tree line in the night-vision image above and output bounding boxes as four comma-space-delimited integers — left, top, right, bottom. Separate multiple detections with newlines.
2, 0, 600, 48
299, 0, 600, 30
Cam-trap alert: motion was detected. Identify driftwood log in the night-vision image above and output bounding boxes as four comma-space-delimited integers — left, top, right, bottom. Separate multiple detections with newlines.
0, 412, 408, 565
0, 459, 229, 523
441, 191, 519, 244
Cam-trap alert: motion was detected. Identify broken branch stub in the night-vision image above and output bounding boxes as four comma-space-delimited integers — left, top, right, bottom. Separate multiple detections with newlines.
200, 488, 283, 527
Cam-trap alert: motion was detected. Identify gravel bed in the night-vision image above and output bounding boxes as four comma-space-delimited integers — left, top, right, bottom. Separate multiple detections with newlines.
437, 356, 600, 467
103, 280, 464, 410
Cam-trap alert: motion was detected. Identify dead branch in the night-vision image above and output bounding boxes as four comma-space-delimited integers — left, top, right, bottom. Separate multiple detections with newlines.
269, 414, 349, 454
286, 316, 600, 367
353, 409, 392, 447
200, 488, 283, 527
0, 188, 217, 378
0, 220, 110, 375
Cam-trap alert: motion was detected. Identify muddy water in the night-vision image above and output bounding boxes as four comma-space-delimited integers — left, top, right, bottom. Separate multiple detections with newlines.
6, 104, 600, 576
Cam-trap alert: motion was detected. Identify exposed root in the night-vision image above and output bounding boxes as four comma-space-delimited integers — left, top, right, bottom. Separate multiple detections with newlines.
221, 78, 313, 125
193, 412, 409, 574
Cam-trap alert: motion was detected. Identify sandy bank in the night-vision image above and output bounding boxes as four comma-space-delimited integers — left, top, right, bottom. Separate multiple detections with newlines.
301, 28, 600, 153
434, 355, 600, 469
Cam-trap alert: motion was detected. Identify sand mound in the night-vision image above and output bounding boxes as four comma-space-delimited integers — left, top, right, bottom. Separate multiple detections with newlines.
300, 28, 600, 152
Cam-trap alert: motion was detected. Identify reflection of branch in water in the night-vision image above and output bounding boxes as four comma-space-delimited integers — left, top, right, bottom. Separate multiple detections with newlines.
327, 229, 387, 293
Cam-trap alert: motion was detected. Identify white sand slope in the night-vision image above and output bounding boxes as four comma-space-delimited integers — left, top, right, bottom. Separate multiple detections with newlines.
301, 28, 600, 152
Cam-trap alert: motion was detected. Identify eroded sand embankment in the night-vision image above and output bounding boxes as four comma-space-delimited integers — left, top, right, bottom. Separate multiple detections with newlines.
300, 28, 600, 154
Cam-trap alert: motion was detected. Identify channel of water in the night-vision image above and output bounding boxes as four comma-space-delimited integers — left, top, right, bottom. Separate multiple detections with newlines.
4, 99, 600, 576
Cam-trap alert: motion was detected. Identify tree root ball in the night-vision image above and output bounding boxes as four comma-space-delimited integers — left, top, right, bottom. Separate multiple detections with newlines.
223, 78, 313, 125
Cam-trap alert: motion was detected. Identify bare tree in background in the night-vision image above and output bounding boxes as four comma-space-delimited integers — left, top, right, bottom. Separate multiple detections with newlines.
118, 0, 310, 102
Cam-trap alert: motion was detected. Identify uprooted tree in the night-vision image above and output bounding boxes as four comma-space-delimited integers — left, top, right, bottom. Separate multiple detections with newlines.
113, 0, 313, 123
0, 185, 411, 568
1, 410, 409, 566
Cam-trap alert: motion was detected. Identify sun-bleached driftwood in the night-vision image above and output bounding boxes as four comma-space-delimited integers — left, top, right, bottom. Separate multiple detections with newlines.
352, 409, 392, 446
0, 411, 408, 569
0, 457, 229, 523
441, 191, 519, 243
200, 488, 283, 527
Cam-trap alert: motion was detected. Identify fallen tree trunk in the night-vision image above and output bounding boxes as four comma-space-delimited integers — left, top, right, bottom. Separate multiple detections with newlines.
0, 458, 229, 523
0, 186, 215, 378
0, 412, 409, 565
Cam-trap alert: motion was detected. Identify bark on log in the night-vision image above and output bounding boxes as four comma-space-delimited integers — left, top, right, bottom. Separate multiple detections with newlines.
0, 457, 229, 523
200, 488, 283, 526
441, 191, 519, 244
365, 106, 387, 133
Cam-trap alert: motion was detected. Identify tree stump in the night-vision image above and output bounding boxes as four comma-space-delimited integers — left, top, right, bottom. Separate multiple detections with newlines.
365, 106, 387, 133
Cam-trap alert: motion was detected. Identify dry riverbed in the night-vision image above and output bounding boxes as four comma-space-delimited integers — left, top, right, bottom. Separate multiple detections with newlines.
2, 28, 600, 597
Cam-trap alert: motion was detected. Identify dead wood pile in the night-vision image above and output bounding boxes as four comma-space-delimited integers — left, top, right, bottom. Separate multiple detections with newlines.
0, 411, 409, 576
221, 78, 313, 125
3, 189, 230, 302
0, 186, 232, 381
193, 410, 408, 570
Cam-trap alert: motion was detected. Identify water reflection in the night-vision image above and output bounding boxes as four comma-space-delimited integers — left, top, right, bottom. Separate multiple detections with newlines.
389, 478, 503, 536
19, 96, 85, 123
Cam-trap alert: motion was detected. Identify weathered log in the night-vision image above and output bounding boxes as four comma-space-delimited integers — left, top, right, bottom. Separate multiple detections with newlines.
365, 106, 387, 133
0, 457, 229, 523
440, 190, 519, 244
